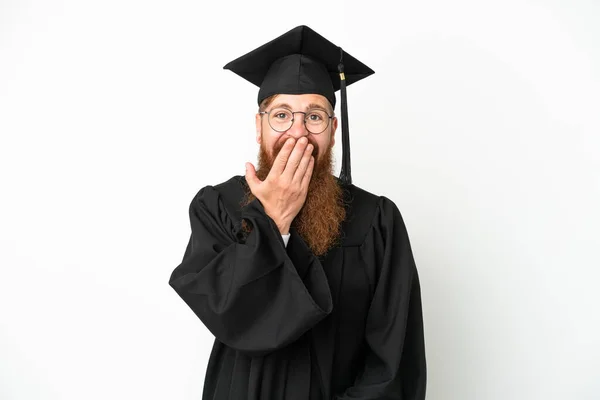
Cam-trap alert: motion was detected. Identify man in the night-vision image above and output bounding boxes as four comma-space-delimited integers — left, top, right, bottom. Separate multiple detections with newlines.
169, 25, 427, 399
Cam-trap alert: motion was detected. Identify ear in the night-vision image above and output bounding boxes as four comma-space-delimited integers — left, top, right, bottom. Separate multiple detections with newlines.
255, 113, 262, 144
330, 116, 338, 147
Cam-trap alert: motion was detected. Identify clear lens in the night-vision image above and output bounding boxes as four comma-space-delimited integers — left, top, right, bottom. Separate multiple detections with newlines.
268, 108, 294, 132
304, 110, 329, 134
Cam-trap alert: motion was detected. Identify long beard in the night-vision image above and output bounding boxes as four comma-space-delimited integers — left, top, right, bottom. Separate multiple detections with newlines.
243, 137, 346, 257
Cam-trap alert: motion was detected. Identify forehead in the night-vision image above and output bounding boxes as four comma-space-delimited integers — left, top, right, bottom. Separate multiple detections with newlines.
271, 94, 332, 110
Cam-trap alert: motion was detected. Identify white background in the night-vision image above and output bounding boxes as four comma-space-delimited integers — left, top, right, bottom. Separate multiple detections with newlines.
1, 0, 599, 399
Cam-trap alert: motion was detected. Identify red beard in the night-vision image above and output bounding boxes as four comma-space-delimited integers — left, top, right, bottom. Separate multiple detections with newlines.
243, 137, 346, 256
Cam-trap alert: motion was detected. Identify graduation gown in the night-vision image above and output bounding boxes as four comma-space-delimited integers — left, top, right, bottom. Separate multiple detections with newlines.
169, 175, 427, 399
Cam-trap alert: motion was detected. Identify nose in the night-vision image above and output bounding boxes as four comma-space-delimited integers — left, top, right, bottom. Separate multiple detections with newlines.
286, 114, 309, 139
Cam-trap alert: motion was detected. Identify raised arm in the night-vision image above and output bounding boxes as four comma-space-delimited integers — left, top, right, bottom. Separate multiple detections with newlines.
169, 185, 332, 357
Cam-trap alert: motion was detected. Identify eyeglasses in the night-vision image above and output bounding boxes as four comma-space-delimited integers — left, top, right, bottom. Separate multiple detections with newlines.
259, 107, 333, 135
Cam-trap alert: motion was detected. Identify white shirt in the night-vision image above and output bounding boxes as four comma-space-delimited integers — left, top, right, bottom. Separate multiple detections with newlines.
282, 233, 290, 247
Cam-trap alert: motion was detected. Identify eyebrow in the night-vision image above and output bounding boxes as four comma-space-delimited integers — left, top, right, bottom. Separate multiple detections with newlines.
270, 102, 331, 113
307, 103, 330, 113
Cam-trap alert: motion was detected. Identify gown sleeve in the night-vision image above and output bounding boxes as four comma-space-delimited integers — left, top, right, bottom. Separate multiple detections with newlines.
168, 185, 333, 357
336, 196, 427, 400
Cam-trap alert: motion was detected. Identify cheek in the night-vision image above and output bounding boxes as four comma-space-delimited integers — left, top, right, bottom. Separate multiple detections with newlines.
263, 133, 287, 158
260, 127, 277, 146
313, 135, 332, 156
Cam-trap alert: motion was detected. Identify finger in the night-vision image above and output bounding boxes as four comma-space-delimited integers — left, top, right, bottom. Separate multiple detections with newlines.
270, 138, 296, 176
282, 137, 309, 179
292, 143, 314, 183
300, 156, 315, 190
245, 162, 260, 192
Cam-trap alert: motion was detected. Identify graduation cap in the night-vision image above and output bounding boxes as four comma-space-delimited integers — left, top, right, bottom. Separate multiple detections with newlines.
223, 25, 374, 186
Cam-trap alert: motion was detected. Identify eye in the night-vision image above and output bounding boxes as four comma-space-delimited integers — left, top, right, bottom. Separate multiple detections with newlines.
271, 109, 292, 120
307, 112, 324, 121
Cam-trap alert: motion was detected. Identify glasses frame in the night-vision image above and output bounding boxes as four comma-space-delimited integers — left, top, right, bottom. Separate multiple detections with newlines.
259, 108, 334, 135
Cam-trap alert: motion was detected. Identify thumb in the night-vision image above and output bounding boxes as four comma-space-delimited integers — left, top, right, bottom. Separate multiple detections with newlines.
245, 162, 260, 190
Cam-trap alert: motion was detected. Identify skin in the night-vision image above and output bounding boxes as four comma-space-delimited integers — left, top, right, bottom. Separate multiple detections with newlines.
245, 94, 338, 234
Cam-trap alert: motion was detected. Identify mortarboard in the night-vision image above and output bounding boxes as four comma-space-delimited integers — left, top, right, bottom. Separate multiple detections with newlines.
223, 25, 374, 186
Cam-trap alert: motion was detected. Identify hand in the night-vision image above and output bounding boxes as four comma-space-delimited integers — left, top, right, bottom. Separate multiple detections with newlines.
245, 137, 315, 234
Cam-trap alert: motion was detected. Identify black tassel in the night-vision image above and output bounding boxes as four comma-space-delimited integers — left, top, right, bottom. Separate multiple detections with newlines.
338, 47, 352, 186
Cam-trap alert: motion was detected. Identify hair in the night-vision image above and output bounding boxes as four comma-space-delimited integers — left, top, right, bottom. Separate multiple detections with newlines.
258, 94, 335, 116
241, 137, 346, 257
258, 94, 277, 112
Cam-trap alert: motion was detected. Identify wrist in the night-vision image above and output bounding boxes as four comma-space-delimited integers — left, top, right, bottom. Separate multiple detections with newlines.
263, 207, 292, 234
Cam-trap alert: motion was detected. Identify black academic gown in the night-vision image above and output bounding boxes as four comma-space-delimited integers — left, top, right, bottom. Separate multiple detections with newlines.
169, 176, 427, 399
